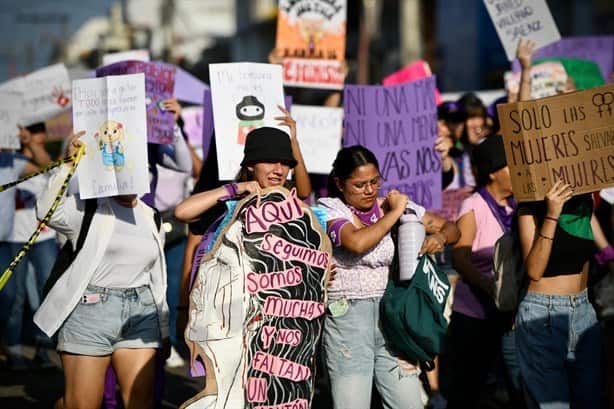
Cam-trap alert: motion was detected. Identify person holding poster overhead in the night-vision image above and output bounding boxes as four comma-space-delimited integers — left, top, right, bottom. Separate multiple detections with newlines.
514, 185, 609, 409
34, 132, 169, 409
317, 146, 460, 409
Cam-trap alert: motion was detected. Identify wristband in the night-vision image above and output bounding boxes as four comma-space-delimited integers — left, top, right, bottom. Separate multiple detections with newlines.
544, 216, 558, 223
538, 232, 554, 241
595, 245, 614, 266
219, 183, 239, 201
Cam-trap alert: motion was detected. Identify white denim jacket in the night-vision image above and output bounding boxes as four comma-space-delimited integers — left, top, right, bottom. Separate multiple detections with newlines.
33, 165, 169, 339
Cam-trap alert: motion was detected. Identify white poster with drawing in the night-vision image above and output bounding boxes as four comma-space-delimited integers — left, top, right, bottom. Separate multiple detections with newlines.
291, 105, 343, 174
504, 61, 568, 99
0, 92, 23, 149
102, 49, 151, 66
209, 63, 286, 180
73, 73, 149, 199
17, 64, 72, 126
484, 0, 560, 61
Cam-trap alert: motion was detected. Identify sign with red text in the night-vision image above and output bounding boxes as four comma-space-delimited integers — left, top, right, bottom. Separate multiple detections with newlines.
276, 0, 346, 89
484, 0, 561, 61
497, 83, 614, 202
183, 187, 331, 408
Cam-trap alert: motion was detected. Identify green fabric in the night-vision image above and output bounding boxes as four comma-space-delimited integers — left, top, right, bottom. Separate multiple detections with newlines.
380, 255, 450, 364
558, 199, 594, 241
534, 57, 605, 90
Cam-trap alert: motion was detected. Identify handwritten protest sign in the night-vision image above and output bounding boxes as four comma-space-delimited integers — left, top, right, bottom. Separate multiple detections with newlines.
344, 77, 442, 209
504, 61, 568, 99
383, 60, 443, 105
0, 92, 22, 149
291, 105, 342, 174
209, 63, 286, 180
276, 0, 347, 89
432, 187, 474, 221
102, 49, 150, 66
497, 83, 614, 202
96, 61, 176, 144
534, 58, 605, 91
483, 0, 560, 61
0, 64, 72, 126
72, 73, 149, 199
184, 187, 330, 409
181, 106, 204, 148
511, 36, 614, 84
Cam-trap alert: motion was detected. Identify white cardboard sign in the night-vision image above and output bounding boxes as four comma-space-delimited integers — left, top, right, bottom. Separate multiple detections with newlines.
484, 0, 561, 61
72, 73, 149, 199
209, 63, 287, 180
0, 92, 23, 149
291, 105, 343, 174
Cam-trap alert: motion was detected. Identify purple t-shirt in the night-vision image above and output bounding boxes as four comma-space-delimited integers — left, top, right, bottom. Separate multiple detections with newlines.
452, 192, 513, 319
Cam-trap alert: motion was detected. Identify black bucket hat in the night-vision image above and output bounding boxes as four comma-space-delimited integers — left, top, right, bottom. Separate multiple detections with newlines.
240, 127, 297, 168
472, 134, 507, 185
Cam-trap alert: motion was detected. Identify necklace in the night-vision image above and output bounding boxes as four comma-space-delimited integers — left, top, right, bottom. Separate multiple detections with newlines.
348, 201, 381, 226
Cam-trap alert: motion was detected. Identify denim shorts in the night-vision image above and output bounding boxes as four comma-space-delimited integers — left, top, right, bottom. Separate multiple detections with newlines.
57, 285, 161, 356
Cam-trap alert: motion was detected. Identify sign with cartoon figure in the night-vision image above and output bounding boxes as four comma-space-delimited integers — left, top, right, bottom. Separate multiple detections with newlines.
497, 83, 614, 202
0, 63, 72, 126
96, 61, 176, 144
182, 187, 331, 409
276, 0, 347, 89
209, 63, 287, 180
72, 73, 149, 199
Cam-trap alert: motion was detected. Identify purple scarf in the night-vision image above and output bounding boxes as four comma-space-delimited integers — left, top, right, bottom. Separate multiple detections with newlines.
477, 187, 516, 232
348, 201, 382, 226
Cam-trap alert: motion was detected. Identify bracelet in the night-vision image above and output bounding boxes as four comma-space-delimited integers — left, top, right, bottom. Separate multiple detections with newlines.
544, 216, 558, 223
219, 183, 239, 201
595, 245, 614, 266
538, 232, 554, 241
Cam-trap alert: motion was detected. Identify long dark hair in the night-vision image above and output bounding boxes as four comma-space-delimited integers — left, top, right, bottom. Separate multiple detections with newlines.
327, 145, 379, 198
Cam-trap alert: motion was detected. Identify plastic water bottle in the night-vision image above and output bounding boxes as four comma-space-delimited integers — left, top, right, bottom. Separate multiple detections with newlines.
398, 211, 425, 281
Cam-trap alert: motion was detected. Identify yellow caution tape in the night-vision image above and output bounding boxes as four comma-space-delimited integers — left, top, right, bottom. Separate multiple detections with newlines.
0, 146, 85, 291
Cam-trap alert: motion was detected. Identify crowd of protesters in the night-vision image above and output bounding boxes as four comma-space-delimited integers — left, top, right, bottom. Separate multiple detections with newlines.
0, 35, 613, 409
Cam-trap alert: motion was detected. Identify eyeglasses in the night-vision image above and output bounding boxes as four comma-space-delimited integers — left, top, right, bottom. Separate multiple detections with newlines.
348, 176, 381, 193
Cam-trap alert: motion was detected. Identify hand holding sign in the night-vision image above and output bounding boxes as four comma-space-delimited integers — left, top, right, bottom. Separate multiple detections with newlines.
517, 38, 537, 69
545, 179, 574, 218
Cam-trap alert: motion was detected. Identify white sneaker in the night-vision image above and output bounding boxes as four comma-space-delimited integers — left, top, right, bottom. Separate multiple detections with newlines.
166, 346, 186, 368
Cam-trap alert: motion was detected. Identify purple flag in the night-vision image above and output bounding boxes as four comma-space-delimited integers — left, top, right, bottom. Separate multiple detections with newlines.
343, 77, 441, 209
511, 36, 614, 84
96, 61, 176, 144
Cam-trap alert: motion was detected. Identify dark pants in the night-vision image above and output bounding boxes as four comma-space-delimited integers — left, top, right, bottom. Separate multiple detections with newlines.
444, 311, 505, 409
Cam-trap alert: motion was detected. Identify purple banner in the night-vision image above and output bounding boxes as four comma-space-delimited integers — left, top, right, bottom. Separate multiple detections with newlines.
96, 61, 176, 144
343, 77, 441, 209
511, 36, 614, 84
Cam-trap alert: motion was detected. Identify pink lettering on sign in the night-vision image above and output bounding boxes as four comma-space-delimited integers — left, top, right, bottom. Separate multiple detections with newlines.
252, 351, 311, 382
246, 266, 303, 294
260, 234, 329, 269
245, 188, 304, 234
261, 325, 276, 350
254, 398, 308, 409
247, 377, 268, 403
263, 296, 325, 321
276, 329, 302, 347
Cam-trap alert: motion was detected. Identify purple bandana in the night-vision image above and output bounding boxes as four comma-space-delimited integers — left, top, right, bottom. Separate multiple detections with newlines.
349, 201, 382, 226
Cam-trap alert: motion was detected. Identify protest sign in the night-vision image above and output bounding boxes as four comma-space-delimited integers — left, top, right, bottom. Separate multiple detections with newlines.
96, 61, 176, 144
291, 105, 343, 174
497, 83, 614, 202
483, 0, 560, 61
45, 110, 73, 142
184, 187, 330, 409
383, 60, 443, 105
511, 36, 614, 84
344, 77, 441, 209
534, 58, 605, 91
209, 63, 286, 180
0, 64, 72, 127
276, 0, 347, 89
504, 61, 568, 99
102, 49, 150, 66
0, 92, 22, 149
72, 73, 149, 199
181, 106, 204, 148
432, 187, 474, 221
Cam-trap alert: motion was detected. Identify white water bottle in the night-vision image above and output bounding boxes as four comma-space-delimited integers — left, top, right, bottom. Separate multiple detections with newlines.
398, 211, 425, 281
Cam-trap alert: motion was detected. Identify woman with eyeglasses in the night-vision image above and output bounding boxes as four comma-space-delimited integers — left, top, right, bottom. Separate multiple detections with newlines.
317, 145, 460, 409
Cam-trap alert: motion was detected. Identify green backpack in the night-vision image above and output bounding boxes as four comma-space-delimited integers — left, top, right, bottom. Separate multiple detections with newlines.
380, 254, 451, 370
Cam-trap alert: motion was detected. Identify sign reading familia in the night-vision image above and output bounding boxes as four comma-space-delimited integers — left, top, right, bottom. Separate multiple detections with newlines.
183, 188, 331, 409
497, 83, 614, 202
343, 77, 442, 210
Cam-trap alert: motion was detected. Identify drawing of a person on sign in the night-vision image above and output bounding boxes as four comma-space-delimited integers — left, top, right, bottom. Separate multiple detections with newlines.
235, 95, 265, 144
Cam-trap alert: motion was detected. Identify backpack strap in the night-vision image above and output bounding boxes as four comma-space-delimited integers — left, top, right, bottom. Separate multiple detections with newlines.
75, 199, 98, 252
153, 208, 162, 231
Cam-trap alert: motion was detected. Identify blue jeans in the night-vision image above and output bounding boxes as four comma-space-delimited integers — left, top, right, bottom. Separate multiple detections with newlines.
515, 290, 602, 409
323, 298, 423, 409
164, 238, 185, 345
3, 239, 57, 347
